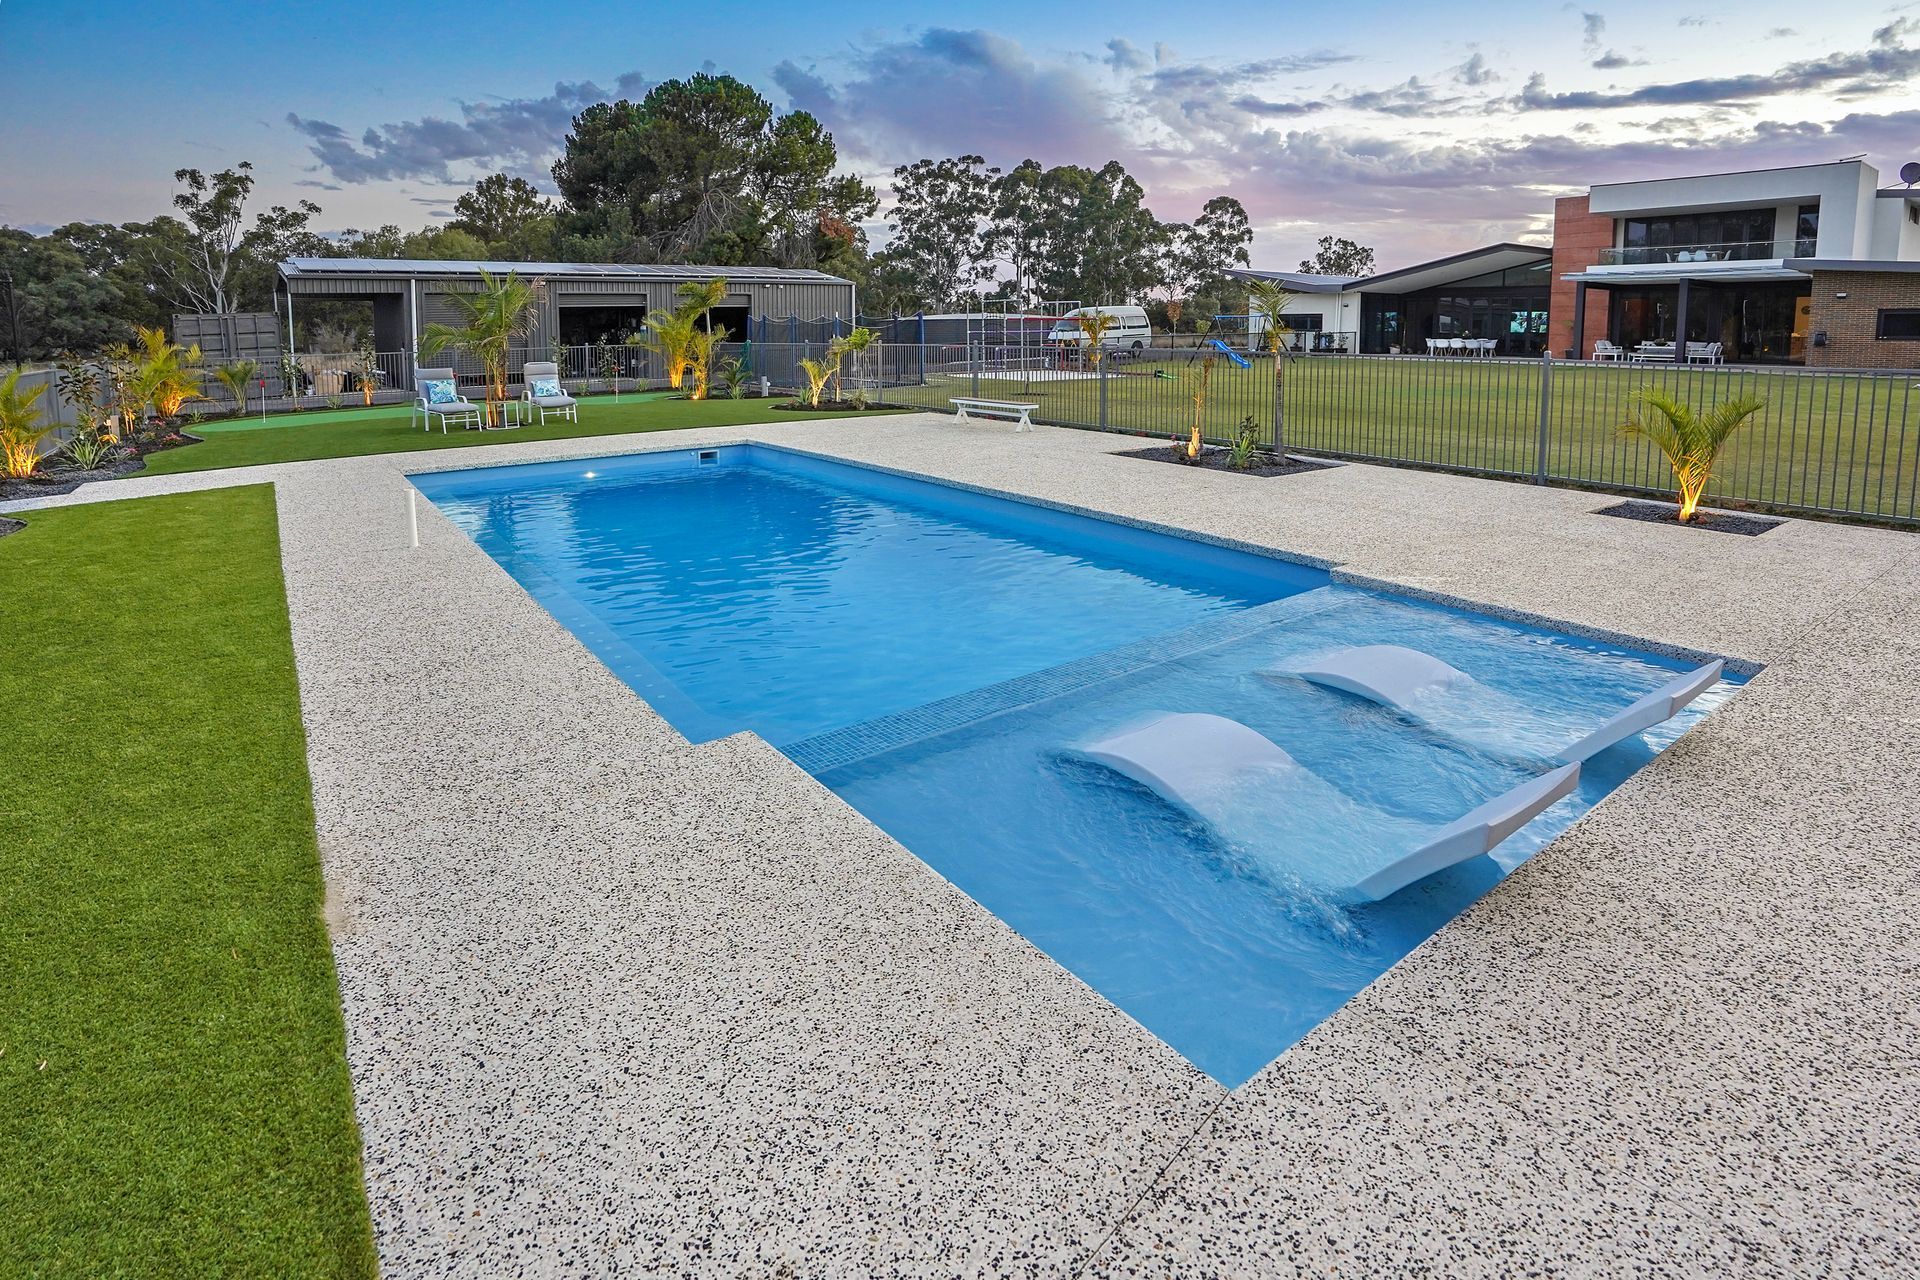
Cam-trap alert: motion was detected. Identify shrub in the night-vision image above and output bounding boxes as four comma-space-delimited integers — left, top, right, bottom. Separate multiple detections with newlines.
1621, 390, 1767, 522
0, 370, 54, 478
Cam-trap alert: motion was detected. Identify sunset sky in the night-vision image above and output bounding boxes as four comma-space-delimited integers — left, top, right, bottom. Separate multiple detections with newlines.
6, 0, 1920, 269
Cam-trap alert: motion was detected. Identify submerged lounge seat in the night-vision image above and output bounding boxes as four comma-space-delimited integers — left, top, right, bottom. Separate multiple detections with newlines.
1081, 712, 1578, 903
1279, 645, 1723, 764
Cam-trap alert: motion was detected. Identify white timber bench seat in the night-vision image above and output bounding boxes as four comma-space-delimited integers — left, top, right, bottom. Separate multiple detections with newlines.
950, 397, 1039, 431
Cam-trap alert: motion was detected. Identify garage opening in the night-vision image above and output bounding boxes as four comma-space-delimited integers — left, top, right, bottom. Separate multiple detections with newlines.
558, 304, 648, 346
705, 298, 752, 342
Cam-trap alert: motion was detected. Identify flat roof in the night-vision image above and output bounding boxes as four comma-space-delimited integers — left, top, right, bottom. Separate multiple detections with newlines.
1561, 263, 1810, 284
279, 258, 852, 285
1589, 157, 1867, 194
1785, 257, 1920, 273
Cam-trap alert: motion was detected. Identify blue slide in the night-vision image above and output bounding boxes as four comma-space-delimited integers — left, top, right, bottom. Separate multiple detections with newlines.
1207, 338, 1251, 369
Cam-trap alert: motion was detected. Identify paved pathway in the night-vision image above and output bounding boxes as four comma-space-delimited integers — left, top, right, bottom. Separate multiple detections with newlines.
8, 416, 1915, 1277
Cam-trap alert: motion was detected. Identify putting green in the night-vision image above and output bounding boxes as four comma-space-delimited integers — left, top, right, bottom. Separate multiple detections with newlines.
193, 390, 686, 433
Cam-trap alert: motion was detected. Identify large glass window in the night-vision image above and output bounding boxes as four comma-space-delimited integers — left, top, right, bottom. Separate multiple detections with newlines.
1796, 204, 1819, 256
1619, 207, 1776, 261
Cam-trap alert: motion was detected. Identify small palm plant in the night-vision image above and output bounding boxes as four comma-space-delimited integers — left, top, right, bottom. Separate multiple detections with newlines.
1178, 355, 1218, 461
418, 269, 543, 425
0, 370, 53, 479
1242, 280, 1297, 454
797, 344, 843, 408
1620, 389, 1767, 522
131, 326, 205, 420
686, 325, 730, 400
1074, 311, 1117, 368
636, 308, 699, 390
838, 326, 877, 399
212, 360, 261, 418
717, 356, 749, 399
356, 339, 380, 405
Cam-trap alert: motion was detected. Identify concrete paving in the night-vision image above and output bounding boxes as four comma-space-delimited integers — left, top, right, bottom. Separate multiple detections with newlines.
6, 414, 1915, 1277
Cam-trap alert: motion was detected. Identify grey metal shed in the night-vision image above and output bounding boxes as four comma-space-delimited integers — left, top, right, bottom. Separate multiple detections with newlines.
274, 257, 857, 369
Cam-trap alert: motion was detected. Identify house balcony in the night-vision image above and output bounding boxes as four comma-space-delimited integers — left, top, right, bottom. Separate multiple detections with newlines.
1597, 238, 1818, 266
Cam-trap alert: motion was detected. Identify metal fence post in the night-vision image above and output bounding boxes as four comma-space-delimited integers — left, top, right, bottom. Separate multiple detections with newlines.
1534, 351, 1553, 484
1099, 354, 1109, 430
971, 343, 980, 399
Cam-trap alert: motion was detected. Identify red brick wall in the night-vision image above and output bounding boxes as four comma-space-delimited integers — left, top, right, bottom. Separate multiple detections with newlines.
1805, 270, 1920, 368
1548, 195, 1614, 358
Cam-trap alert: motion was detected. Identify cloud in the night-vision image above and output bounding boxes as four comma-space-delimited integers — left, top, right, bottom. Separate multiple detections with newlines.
1454, 52, 1498, 86
1103, 38, 1150, 74
1591, 50, 1647, 69
287, 73, 648, 185
1518, 26, 1920, 109
1581, 11, 1607, 53
774, 29, 1133, 169
1768, 27, 1798, 39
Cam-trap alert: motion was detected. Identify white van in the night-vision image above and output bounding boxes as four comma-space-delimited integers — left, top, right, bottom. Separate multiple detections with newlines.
1047, 305, 1153, 354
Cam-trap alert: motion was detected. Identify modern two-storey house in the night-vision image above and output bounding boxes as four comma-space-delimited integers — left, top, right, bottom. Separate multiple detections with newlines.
1550, 159, 1920, 366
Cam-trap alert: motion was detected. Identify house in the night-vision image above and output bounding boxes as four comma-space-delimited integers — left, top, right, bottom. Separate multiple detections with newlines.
1552, 158, 1920, 366
1233, 244, 1553, 356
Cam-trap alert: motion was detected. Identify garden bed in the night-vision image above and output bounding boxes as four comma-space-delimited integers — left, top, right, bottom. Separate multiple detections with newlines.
772, 399, 893, 413
1595, 499, 1782, 536
0, 433, 199, 502
1115, 443, 1339, 478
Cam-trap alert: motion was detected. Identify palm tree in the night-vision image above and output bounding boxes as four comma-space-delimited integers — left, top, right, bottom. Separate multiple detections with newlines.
1241, 280, 1297, 454
839, 327, 877, 399
0, 369, 53, 479
131, 326, 206, 420
797, 346, 842, 408
636, 308, 699, 390
1073, 312, 1116, 368
1620, 389, 1767, 522
685, 325, 728, 400
418, 269, 543, 426
212, 360, 261, 419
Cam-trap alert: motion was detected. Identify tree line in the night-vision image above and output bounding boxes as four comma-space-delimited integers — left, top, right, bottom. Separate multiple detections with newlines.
0, 70, 1374, 359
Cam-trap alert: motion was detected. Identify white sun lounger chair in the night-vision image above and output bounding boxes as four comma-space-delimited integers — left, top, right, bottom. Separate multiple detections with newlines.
522, 360, 579, 426
412, 367, 483, 432
1082, 712, 1578, 903
1279, 645, 1723, 764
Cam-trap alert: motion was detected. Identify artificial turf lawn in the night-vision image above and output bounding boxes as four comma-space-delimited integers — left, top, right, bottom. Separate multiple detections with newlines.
0, 488, 376, 1278
143, 393, 890, 475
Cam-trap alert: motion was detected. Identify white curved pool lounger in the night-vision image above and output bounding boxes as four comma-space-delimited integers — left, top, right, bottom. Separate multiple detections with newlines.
1280, 645, 1724, 764
1081, 713, 1579, 903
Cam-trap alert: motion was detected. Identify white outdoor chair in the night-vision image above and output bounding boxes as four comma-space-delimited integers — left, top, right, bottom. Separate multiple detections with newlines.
1686, 343, 1724, 365
1592, 340, 1625, 362
1448, 338, 1468, 356
412, 367, 483, 432
522, 361, 579, 425
1425, 338, 1444, 356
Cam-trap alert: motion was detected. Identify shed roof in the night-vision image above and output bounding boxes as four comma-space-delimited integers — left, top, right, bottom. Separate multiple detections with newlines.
280, 258, 852, 285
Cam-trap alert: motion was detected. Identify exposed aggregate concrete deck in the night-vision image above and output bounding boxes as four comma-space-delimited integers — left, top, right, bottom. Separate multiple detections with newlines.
6, 414, 1916, 1277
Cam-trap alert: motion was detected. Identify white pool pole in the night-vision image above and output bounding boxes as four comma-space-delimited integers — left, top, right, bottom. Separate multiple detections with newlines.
407, 489, 419, 549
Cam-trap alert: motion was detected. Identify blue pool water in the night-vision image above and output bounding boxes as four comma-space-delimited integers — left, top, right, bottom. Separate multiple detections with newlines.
416, 445, 1741, 1087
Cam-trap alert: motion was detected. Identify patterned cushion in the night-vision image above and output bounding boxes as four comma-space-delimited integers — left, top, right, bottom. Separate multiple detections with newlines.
531, 378, 562, 398
424, 379, 458, 405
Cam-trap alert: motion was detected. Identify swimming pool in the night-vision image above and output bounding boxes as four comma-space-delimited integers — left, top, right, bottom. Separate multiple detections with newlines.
415, 444, 1740, 1086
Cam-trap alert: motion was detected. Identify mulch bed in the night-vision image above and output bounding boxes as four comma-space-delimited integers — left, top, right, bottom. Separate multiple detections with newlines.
1115, 444, 1340, 478
770, 399, 890, 412
0, 432, 200, 503
1594, 499, 1782, 536
0, 516, 22, 539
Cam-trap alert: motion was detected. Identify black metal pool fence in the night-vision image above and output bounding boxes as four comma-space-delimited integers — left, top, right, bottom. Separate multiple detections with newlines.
853, 344, 1920, 526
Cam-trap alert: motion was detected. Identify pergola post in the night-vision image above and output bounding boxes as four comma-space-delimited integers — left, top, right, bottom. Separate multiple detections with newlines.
1570, 282, 1587, 359
1674, 278, 1691, 361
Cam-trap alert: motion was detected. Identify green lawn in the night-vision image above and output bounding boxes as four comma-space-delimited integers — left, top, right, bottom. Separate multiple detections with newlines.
0, 489, 376, 1278
146, 394, 887, 476
883, 357, 1920, 521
